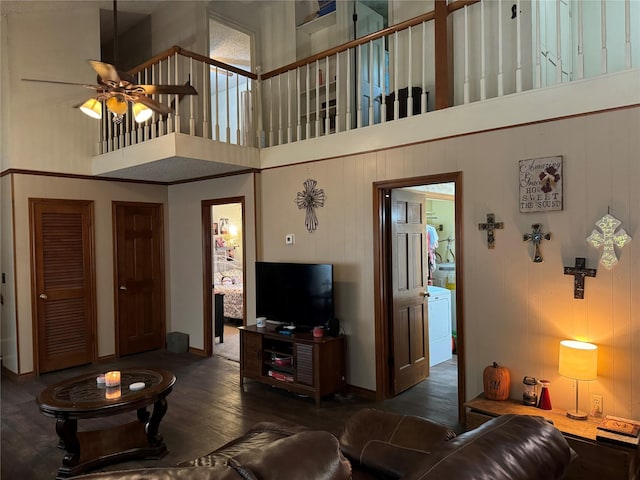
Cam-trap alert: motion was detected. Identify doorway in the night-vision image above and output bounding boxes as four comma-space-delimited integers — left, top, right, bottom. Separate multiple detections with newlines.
209, 16, 254, 145
374, 172, 464, 425
202, 198, 245, 361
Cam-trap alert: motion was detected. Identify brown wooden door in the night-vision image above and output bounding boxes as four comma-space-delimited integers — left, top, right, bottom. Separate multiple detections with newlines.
114, 202, 165, 356
391, 189, 429, 394
30, 199, 96, 373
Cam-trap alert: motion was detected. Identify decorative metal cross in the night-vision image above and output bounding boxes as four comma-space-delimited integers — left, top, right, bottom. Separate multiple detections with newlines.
295, 178, 326, 233
478, 213, 503, 249
563, 258, 597, 299
587, 213, 632, 269
523, 223, 551, 263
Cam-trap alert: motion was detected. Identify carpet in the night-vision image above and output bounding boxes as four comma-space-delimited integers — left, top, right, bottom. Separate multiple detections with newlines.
214, 324, 240, 362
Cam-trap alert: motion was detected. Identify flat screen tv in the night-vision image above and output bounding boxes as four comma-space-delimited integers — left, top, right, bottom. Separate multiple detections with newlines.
255, 261, 334, 331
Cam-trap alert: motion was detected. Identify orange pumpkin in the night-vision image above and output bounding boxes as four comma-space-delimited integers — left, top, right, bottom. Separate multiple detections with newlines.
483, 362, 511, 400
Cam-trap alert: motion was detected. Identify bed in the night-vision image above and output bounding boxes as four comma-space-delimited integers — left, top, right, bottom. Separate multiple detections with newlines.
213, 256, 244, 324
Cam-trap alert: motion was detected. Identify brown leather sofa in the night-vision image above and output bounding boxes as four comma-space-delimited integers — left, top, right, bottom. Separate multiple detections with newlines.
74, 409, 575, 480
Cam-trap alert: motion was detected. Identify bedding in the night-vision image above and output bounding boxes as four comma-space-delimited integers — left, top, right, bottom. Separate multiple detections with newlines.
213, 266, 244, 321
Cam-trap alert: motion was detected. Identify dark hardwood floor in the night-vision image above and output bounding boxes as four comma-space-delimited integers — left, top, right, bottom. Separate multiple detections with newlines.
1, 350, 459, 479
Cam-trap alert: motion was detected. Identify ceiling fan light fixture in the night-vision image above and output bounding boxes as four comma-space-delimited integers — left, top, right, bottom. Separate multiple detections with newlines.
106, 96, 128, 116
132, 102, 153, 123
79, 98, 102, 119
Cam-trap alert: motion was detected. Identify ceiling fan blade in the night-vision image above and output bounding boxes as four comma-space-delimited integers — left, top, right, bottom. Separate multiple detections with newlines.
133, 96, 173, 115
133, 85, 198, 96
89, 60, 120, 84
22, 78, 104, 90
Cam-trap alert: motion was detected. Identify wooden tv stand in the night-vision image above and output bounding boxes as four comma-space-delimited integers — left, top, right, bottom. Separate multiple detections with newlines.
239, 325, 346, 406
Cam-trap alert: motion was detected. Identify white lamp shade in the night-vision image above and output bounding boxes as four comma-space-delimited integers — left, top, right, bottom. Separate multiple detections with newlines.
559, 340, 598, 381
133, 102, 153, 123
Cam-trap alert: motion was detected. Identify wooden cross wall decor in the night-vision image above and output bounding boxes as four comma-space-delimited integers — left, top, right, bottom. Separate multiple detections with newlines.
523, 223, 551, 263
563, 257, 597, 299
478, 213, 504, 249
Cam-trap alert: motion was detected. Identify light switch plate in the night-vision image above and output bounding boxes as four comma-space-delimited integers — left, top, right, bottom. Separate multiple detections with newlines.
285, 234, 295, 245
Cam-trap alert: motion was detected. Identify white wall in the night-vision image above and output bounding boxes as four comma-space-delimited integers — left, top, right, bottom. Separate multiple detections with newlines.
258, 106, 640, 419
167, 173, 256, 350
0, 177, 17, 370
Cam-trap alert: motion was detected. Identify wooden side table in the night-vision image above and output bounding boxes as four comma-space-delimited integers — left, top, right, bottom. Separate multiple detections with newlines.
465, 394, 640, 480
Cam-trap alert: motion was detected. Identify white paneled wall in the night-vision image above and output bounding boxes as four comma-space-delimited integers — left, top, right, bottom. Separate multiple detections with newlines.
258, 106, 640, 418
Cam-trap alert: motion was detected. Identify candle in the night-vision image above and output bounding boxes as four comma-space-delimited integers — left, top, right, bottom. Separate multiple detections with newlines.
105, 386, 121, 399
105, 371, 121, 387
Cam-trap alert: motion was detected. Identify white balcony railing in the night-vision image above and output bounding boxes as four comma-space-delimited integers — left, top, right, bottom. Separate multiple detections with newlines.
99, 0, 639, 154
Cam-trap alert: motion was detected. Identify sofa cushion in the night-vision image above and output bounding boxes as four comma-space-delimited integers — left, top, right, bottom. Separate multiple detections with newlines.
230, 430, 352, 480
402, 414, 575, 480
71, 466, 243, 479
340, 409, 456, 462
180, 421, 308, 467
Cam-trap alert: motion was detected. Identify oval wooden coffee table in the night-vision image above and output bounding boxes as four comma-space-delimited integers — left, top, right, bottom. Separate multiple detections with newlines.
37, 367, 175, 479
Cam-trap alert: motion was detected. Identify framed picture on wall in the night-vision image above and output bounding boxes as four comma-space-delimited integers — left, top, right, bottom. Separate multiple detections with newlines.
519, 156, 563, 213
219, 218, 229, 234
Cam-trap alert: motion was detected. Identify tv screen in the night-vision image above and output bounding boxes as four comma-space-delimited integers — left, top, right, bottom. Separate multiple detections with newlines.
255, 261, 334, 330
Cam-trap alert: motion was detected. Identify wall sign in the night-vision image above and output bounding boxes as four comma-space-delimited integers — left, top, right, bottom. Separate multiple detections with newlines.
519, 156, 563, 213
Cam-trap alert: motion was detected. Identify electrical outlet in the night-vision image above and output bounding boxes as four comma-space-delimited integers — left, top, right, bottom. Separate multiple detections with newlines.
285, 234, 295, 245
591, 394, 603, 417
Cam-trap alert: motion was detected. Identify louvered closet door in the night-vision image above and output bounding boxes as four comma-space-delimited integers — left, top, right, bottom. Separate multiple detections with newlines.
31, 199, 96, 373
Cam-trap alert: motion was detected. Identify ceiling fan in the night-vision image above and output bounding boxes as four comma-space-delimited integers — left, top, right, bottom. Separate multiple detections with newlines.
21, 1, 197, 124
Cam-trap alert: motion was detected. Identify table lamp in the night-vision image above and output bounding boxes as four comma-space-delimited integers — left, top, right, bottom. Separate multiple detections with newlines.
558, 340, 598, 420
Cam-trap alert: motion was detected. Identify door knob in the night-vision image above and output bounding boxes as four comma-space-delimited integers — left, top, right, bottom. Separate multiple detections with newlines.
119, 285, 127, 291
39, 293, 48, 299
422, 291, 430, 298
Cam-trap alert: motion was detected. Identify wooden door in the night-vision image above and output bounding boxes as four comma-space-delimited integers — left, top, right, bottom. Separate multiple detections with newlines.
391, 189, 429, 395
113, 202, 165, 356
30, 199, 96, 373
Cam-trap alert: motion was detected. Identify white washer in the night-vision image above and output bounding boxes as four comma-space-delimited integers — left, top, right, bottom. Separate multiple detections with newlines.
427, 286, 452, 367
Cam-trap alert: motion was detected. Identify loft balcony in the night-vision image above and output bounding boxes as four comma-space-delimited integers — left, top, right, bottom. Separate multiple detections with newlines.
92, 0, 640, 183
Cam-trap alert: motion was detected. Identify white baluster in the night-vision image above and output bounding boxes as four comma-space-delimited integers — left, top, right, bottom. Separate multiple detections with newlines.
516, 0, 522, 91
189, 58, 195, 136
174, 53, 181, 133
305, 63, 311, 140
268, 77, 273, 147
335, 52, 341, 133
534, 0, 541, 87
421, 22, 427, 114
625, 0, 631, 69
315, 60, 321, 137
498, 0, 504, 96
464, 6, 470, 103
407, 28, 413, 117
236, 72, 241, 144
393, 31, 399, 120
369, 41, 374, 124
158, 59, 164, 137
577, 0, 584, 80
226, 68, 231, 143
287, 70, 292, 143
480, 0, 486, 100
202, 60, 209, 139
555, 0, 562, 84
255, 66, 263, 148
148, 66, 155, 139
167, 56, 173, 133
277, 74, 282, 145
326, 56, 331, 134
215, 66, 220, 141
346, 49, 352, 131
296, 67, 301, 141
357, 45, 362, 128
601, 0, 608, 74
